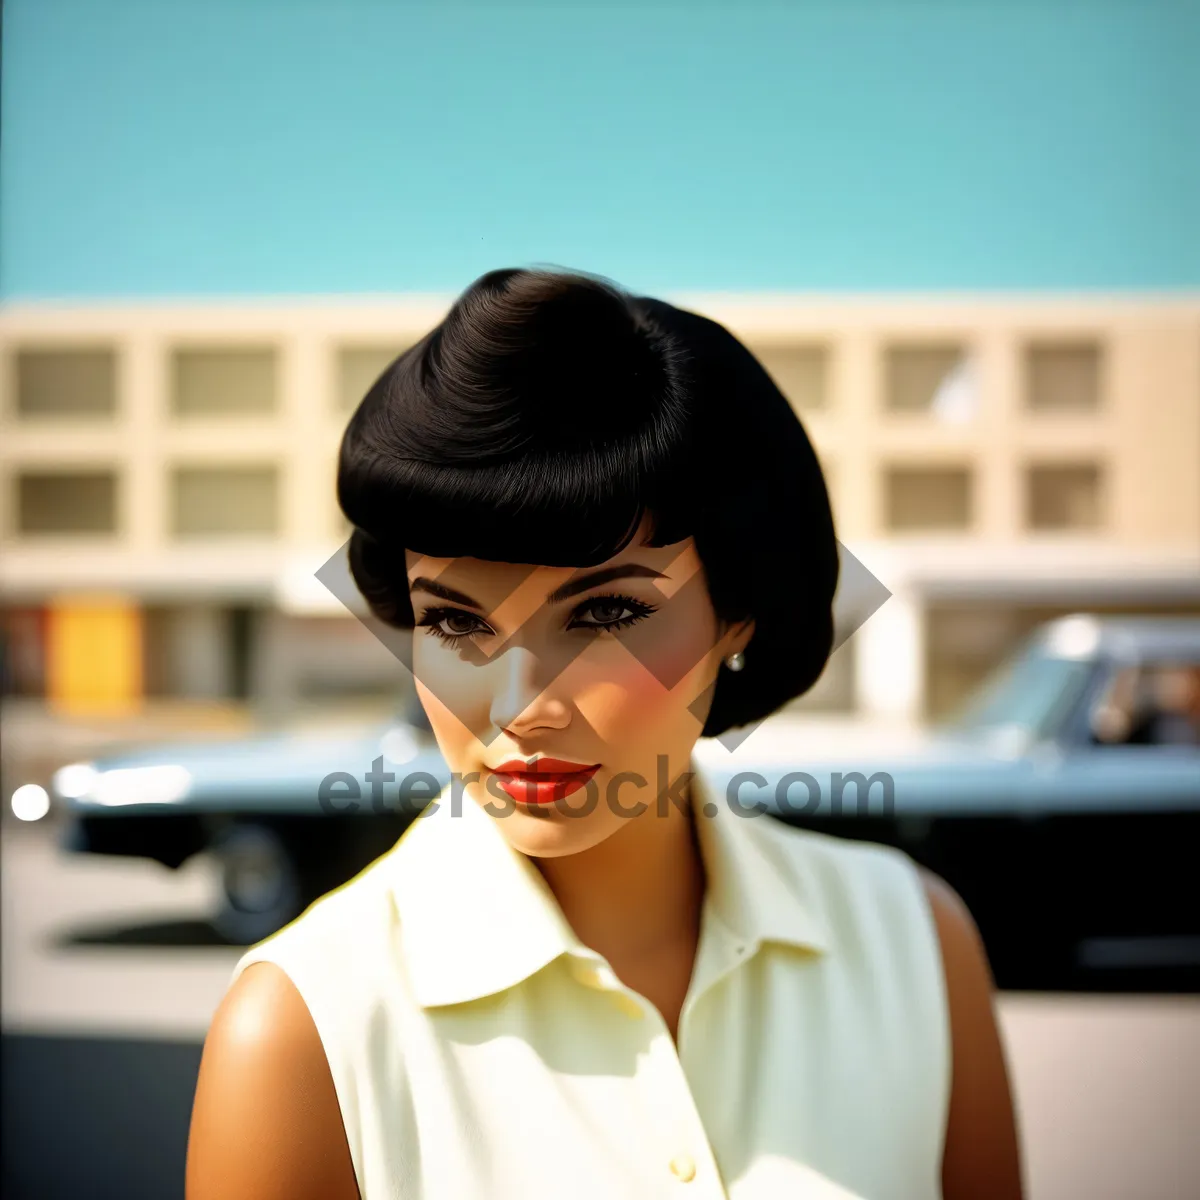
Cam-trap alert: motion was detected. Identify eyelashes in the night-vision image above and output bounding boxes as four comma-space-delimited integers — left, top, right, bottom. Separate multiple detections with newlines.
415, 592, 659, 645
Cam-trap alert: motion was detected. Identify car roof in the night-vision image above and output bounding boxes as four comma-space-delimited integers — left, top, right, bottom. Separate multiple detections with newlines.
1037, 613, 1200, 664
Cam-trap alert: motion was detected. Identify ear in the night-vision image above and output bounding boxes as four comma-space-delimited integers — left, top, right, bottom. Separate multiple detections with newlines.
735, 617, 756, 652
718, 616, 756, 655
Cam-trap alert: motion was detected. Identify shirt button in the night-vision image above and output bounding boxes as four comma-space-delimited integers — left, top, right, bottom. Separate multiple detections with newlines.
669, 1154, 697, 1182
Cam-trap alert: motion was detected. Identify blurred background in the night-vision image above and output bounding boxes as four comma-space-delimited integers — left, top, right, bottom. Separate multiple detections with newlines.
1, 1, 1198, 1198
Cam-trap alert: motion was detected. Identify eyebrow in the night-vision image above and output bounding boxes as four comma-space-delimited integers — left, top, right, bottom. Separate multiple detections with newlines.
409, 563, 668, 610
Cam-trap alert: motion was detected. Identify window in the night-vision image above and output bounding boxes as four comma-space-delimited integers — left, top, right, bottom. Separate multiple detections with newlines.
170, 465, 279, 537
1089, 660, 1200, 747
781, 636, 856, 714
1026, 463, 1104, 531
13, 347, 117, 417
14, 470, 118, 534
1025, 341, 1102, 412
337, 345, 408, 412
170, 347, 278, 416
884, 466, 972, 531
940, 642, 1095, 739
884, 343, 971, 414
0, 607, 48, 697
751, 344, 829, 411
142, 604, 253, 699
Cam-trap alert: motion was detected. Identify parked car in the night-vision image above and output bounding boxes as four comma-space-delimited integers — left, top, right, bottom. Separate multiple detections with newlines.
52, 614, 1200, 987
705, 613, 1200, 991
53, 692, 448, 944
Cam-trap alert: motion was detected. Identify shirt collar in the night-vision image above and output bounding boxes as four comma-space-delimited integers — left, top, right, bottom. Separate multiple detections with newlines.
382, 757, 831, 1009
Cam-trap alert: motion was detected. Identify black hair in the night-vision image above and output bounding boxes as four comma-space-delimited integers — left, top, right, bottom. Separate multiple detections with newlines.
337, 266, 838, 738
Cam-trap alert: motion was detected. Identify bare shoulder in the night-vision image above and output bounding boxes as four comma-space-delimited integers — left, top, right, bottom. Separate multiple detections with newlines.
918, 868, 1025, 1200
920, 868, 986, 955
186, 960, 360, 1200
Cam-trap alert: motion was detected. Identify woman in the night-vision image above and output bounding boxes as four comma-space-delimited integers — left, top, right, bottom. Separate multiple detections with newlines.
187, 268, 1023, 1200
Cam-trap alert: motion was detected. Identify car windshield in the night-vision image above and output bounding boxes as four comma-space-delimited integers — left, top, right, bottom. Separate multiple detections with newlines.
939, 642, 1096, 739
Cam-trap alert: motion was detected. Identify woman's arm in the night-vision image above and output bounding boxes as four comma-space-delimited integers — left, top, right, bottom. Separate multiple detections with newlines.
186, 961, 361, 1200
921, 869, 1025, 1200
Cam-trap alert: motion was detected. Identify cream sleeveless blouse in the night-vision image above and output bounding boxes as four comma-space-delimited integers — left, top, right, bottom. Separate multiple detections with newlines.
228, 760, 951, 1200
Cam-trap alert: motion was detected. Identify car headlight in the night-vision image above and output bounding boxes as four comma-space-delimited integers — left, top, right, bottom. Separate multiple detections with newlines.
379, 724, 421, 765
56, 764, 194, 807
11, 784, 51, 821
52, 762, 99, 799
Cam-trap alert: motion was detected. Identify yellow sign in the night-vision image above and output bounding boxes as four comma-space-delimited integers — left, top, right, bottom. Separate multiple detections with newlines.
46, 594, 144, 716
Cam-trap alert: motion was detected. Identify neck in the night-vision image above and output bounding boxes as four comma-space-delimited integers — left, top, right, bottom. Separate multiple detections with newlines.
532, 783, 707, 965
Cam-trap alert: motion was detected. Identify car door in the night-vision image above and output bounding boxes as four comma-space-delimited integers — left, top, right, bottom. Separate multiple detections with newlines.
1026, 652, 1200, 988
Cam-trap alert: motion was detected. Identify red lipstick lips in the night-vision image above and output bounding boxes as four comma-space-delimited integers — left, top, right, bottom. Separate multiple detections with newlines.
492, 758, 601, 806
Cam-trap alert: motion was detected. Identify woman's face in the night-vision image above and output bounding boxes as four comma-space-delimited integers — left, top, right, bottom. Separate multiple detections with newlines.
404, 518, 753, 859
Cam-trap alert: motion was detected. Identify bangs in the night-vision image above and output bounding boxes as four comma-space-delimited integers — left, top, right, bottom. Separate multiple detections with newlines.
337, 267, 698, 568
344, 449, 695, 568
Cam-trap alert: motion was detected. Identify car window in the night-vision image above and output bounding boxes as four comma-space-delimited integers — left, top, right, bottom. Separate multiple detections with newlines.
1088, 659, 1200, 747
940, 644, 1096, 740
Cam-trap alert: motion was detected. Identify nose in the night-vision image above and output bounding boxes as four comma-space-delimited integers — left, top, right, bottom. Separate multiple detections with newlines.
489, 645, 570, 735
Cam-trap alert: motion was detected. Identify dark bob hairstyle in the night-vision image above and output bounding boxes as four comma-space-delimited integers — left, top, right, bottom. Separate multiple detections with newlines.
337, 267, 838, 739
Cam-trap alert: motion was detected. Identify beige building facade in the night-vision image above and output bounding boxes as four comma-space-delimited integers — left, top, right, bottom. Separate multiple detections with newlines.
2, 294, 1198, 721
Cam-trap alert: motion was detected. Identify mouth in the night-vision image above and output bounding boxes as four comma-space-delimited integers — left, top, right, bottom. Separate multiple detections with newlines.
491, 758, 602, 806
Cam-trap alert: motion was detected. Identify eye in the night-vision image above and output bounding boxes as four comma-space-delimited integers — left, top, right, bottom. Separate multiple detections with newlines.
415, 592, 659, 645
415, 606, 491, 644
569, 593, 658, 632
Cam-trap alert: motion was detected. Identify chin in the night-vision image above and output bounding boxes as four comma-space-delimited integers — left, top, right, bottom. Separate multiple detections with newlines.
498, 811, 618, 859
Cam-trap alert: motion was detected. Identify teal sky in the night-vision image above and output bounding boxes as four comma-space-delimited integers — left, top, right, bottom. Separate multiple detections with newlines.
3, 0, 1197, 298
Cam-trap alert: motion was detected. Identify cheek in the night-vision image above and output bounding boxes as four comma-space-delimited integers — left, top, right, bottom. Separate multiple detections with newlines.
620, 607, 721, 696
571, 634, 718, 742
412, 646, 491, 743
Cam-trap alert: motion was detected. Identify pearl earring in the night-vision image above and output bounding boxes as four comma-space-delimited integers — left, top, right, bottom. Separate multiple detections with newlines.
724, 650, 745, 672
